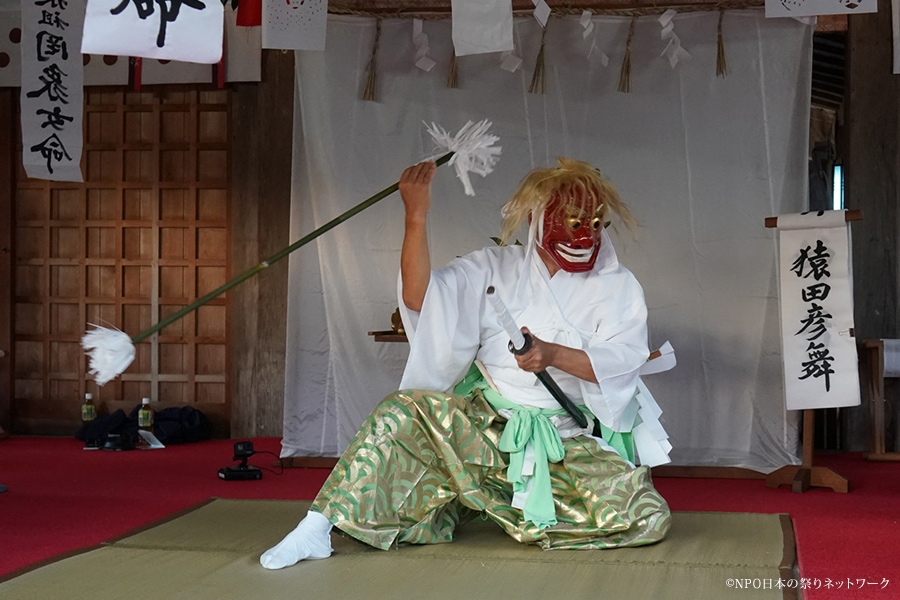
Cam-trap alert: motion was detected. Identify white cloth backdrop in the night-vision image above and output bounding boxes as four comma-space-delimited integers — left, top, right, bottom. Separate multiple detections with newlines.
282, 11, 813, 472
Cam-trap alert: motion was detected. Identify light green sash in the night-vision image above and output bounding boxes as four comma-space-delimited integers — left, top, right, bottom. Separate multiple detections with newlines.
454, 365, 588, 529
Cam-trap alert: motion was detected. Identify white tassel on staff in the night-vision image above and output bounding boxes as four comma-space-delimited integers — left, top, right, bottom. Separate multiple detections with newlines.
425, 120, 501, 196
82, 120, 502, 385
81, 325, 136, 386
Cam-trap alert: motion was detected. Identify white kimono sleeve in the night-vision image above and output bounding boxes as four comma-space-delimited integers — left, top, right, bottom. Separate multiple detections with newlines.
581, 294, 650, 432
397, 255, 487, 392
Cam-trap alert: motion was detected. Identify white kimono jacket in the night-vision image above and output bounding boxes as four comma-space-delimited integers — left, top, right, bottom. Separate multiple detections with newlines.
398, 229, 671, 466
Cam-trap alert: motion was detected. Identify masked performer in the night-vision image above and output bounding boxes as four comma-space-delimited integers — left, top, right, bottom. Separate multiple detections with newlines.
260, 158, 671, 569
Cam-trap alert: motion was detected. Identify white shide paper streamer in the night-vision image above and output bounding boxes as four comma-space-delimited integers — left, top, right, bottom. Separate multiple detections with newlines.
658, 9, 691, 69
580, 10, 608, 66
531, 0, 551, 28
500, 50, 522, 72
425, 119, 501, 197
413, 19, 436, 72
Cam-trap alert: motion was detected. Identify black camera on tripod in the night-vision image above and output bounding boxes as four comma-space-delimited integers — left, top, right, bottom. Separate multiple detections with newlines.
218, 441, 263, 481
233, 441, 255, 459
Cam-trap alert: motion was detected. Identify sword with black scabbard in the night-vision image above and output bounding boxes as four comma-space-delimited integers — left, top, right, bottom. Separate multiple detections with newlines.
485, 286, 589, 429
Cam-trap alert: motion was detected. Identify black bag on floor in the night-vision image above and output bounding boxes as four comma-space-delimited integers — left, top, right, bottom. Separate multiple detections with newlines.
152, 406, 210, 444
75, 409, 137, 445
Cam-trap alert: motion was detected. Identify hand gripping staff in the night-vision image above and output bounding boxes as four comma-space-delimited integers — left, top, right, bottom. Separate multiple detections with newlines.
82, 121, 501, 386
485, 286, 589, 428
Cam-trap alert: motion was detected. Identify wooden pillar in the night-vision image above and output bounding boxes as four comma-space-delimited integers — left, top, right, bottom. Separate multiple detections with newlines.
229, 51, 295, 438
0, 89, 14, 436
845, 0, 900, 451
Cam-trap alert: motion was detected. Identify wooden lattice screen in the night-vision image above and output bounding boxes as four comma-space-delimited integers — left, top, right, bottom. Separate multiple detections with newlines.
12, 87, 230, 435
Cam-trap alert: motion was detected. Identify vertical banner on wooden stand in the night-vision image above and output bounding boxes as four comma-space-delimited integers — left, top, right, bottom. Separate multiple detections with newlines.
21, 0, 84, 182
776, 210, 860, 410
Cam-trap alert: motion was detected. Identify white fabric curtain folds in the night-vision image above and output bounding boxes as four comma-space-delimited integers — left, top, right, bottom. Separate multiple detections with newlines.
283, 11, 812, 472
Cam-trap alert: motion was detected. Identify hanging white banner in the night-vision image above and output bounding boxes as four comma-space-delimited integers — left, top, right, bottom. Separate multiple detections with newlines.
262, 0, 326, 51
82, 0, 223, 64
766, 0, 876, 18
21, 0, 84, 182
451, 0, 513, 56
777, 210, 860, 410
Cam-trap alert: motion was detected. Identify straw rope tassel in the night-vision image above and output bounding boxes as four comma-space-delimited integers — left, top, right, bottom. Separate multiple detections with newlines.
617, 16, 637, 93
716, 10, 729, 78
529, 24, 549, 95
447, 49, 459, 89
362, 19, 382, 101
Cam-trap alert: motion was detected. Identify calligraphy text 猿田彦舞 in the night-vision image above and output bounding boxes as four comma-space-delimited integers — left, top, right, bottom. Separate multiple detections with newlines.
791, 240, 835, 391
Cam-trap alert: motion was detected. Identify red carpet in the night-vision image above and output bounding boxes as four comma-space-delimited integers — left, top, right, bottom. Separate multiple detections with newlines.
2, 436, 898, 600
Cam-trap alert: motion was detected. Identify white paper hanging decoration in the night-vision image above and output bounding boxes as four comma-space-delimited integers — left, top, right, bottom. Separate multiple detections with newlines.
263, 0, 326, 51
658, 9, 691, 69
451, 0, 513, 56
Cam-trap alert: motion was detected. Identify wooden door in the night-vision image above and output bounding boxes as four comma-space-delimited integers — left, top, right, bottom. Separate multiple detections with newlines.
10, 86, 230, 436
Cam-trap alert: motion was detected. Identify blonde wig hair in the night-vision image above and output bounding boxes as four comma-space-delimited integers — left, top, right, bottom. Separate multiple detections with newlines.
499, 158, 637, 244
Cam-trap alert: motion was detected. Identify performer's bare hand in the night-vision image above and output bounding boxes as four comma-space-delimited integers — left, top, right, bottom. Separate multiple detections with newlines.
515, 327, 557, 373
399, 161, 437, 221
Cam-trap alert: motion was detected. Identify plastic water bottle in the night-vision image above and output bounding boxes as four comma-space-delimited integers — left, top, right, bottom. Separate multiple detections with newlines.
81, 393, 96, 423
138, 397, 154, 432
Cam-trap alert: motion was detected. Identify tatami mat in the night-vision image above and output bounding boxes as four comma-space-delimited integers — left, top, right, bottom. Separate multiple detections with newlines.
1, 498, 799, 600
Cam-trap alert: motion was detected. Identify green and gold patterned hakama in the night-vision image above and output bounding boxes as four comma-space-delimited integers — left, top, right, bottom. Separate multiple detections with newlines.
310, 388, 670, 551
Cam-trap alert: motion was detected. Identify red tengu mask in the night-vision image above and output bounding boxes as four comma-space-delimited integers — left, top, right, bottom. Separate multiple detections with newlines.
539, 194, 604, 273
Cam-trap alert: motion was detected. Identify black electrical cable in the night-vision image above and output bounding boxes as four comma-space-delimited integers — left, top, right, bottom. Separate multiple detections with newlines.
247, 450, 285, 476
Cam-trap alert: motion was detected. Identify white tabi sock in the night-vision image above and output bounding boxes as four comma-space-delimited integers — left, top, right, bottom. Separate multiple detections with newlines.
259, 510, 333, 570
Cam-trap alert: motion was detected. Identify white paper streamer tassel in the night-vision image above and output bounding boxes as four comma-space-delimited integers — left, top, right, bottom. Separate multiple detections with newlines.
81, 325, 136, 386
658, 9, 691, 69
426, 120, 501, 196
413, 19, 436, 72
531, 0, 551, 27
580, 10, 609, 66
500, 50, 523, 72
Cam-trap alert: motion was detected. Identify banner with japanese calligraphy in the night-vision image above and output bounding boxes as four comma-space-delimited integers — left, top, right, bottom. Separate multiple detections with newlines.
82, 0, 223, 64
21, 0, 84, 182
777, 210, 860, 410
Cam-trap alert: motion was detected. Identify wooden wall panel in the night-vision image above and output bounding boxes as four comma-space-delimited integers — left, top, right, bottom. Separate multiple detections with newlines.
8, 87, 231, 437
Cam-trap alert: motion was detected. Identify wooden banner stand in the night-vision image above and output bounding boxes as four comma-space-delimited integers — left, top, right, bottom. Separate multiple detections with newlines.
763, 211, 861, 494
765, 409, 849, 493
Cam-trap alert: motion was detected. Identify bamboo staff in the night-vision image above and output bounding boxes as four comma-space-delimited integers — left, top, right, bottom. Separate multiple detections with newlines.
83, 121, 500, 385
135, 150, 454, 344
